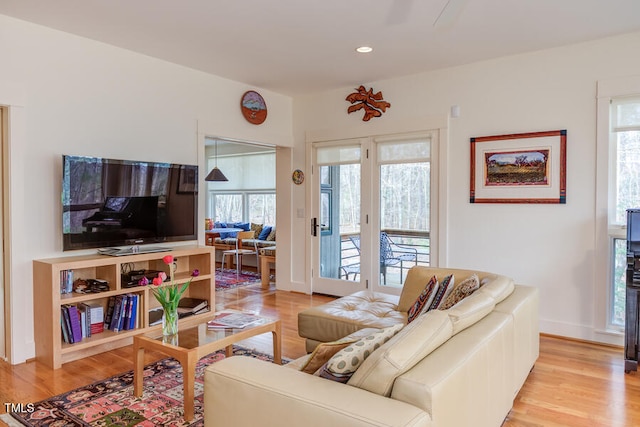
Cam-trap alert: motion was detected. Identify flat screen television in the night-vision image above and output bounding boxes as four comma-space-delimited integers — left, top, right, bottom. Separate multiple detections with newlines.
62, 155, 198, 252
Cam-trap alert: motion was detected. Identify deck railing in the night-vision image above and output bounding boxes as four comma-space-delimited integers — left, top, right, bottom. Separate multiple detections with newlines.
339, 230, 430, 283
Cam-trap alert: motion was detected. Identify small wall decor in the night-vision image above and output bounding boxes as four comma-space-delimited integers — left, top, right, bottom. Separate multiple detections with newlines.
345, 85, 391, 121
292, 169, 304, 185
470, 130, 566, 204
241, 90, 267, 125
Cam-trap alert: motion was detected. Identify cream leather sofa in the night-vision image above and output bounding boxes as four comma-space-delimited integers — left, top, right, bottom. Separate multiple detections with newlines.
204, 267, 539, 427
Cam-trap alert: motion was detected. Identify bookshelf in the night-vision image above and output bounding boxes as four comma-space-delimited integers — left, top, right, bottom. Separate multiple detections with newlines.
33, 245, 215, 369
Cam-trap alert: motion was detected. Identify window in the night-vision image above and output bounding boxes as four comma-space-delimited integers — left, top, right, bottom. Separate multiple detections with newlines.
205, 140, 276, 225
609, 96, 640, 328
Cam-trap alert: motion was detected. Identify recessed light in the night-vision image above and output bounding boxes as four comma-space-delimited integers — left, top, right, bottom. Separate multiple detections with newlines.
356, 46, 373, 53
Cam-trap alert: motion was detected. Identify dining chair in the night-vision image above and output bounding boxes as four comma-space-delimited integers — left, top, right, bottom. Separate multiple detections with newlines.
221, 231, 259, 274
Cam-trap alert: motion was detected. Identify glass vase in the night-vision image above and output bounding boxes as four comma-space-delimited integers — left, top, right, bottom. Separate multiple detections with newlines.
162, 306, 179, 337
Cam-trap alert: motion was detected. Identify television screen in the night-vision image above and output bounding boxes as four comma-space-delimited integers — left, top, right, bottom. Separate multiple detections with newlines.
62, 155, 198, 251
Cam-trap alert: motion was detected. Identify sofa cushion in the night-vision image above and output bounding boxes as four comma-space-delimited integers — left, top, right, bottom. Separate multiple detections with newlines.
347, 309, 453, 396
317, 323, 403, 383
428, 274, 454, 310
439, 274, 479, 310
406, 275, 438, 323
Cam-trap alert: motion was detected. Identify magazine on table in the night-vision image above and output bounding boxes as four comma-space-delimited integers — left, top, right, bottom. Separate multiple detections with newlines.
207, 312, 262, 329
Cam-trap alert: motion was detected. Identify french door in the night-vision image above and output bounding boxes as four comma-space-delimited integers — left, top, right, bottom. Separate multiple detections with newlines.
310, 132, 435, 297
311, 140, 368, 296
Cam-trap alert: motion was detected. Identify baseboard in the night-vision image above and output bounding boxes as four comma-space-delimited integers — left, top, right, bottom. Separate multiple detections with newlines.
539, 318, 624, 347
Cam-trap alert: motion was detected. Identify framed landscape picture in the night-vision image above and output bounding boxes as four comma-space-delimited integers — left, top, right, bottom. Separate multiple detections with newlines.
470, 130, 566, 203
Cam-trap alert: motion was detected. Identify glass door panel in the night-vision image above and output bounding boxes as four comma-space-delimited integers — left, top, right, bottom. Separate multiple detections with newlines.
312, 143, 366, 296
377, 138, 431, 288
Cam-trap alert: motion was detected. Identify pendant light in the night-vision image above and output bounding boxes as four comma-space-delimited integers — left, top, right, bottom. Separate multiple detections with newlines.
205, 139, 228, 182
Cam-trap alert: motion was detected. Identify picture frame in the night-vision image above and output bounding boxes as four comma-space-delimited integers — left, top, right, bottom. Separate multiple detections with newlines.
177, 165, 198, 194
470, 130, 566, 204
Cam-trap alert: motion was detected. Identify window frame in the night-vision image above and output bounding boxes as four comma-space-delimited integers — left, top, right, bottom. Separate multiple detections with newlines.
208, 190, 276, 225
595, 76, 640, 338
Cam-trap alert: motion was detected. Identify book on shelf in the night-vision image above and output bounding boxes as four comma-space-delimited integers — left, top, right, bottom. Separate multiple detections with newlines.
149, 307, 163, 326
207, 312, 262, 329
83, 302, 104, 334
66, 305, 83, 343
77, 304, 88, 338
116, 295, 129, 332
60, 269, 74, 294
178, 297, 208, 314
60, 308, 70, 343
178, 304, 210, 319
122, 294, 132, 331
61, 306, 74, 343
109, 295, 126, 332
104, 296, 116, 327
178, 297, 209, 319
128, 294, 138, 330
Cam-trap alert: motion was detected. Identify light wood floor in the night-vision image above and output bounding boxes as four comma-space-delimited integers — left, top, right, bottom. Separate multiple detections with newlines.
1, 282, 640, 427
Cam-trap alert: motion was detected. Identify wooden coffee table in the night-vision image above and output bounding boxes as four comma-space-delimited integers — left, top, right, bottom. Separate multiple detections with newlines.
133, 315, 281, 421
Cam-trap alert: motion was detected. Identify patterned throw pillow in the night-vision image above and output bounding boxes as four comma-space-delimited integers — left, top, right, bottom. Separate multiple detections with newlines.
429, 274, 455, 310
406, 275, 439, 323
439, 274, 480, 310
299, 337, 358, 374
266, 228, 276, 241
250, 222, 263, 239
317, 323, 403, 383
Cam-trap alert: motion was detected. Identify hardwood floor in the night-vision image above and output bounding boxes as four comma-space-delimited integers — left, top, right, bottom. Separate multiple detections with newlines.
1, 282, 639, 426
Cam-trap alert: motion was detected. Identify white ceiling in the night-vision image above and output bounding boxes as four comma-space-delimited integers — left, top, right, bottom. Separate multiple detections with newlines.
1, 0, 640, 96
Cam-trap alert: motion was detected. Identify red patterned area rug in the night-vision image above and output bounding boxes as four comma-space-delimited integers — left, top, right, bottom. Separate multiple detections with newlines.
8, 346, 278, 427
215, 268, 262, 291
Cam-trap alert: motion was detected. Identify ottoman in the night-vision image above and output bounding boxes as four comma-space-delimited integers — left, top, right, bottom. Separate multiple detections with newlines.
297, 290, 406, 353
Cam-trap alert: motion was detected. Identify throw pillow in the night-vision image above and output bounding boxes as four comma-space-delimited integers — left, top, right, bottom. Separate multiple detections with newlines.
266, 228, 276, 241
317, 323, 403, 383
258, 225, 272, 240
406, 275, 439, 323
234, 222, 251, 231
438, 274, 480, 310
428, 274, 455, 310
250, 222, 263, 239
397, 267, 438, 312
300, 337, 357, 374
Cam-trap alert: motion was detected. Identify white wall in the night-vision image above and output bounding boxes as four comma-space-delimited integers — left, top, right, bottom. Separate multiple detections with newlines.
0, 14, 293, 363
293, 31, 640, 346
4, 12, 640, 363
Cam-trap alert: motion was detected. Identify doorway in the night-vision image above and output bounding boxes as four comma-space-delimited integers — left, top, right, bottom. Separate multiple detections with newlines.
311, 132, 436, 297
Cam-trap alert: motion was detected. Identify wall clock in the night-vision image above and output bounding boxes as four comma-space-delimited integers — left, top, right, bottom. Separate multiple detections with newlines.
241, 90, 268, 125
292, 169, 304, 185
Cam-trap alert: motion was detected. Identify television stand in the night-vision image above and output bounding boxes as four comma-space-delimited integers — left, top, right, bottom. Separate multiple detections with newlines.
98, 245, 173, 257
